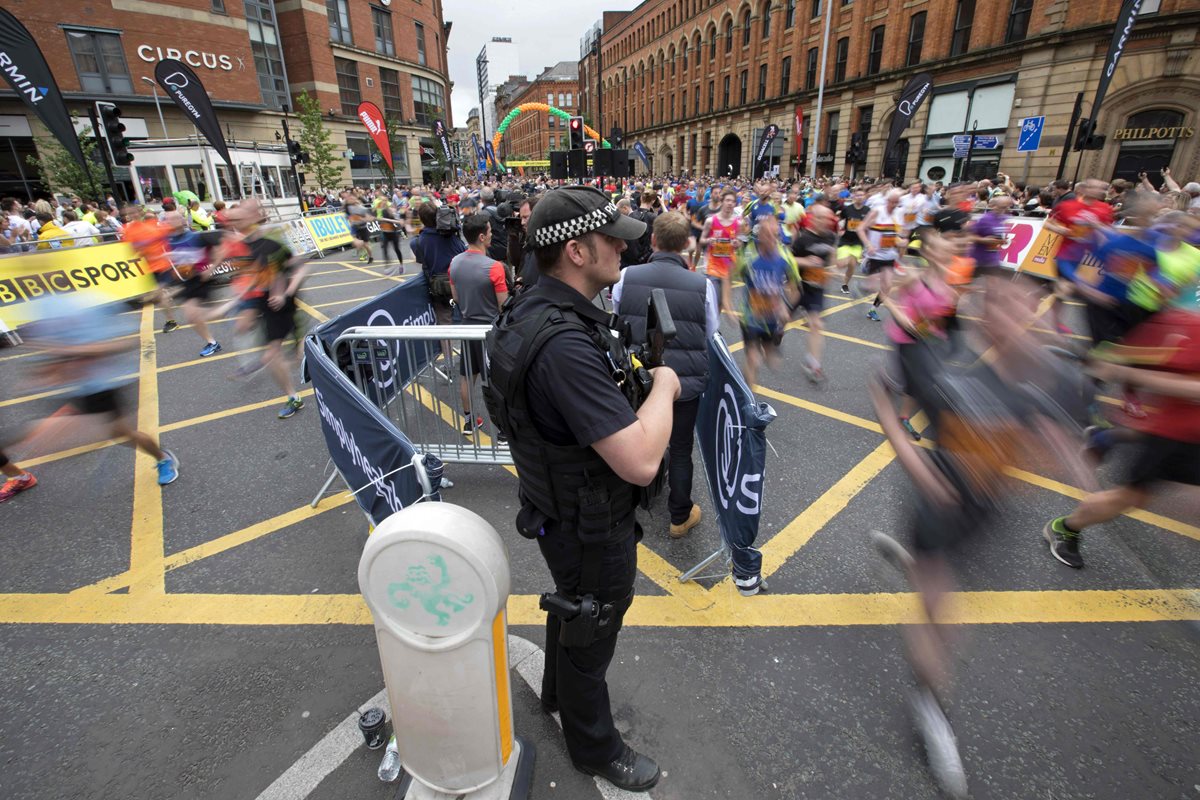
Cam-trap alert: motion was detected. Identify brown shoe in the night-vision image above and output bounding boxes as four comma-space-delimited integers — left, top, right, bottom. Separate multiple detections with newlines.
669, 504, 701, 539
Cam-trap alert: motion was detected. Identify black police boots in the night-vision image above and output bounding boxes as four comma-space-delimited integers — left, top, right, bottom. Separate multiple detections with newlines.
575, 744, 661, 792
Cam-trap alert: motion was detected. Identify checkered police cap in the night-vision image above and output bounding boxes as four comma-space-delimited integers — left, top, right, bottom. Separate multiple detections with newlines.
528, 185, 646, 249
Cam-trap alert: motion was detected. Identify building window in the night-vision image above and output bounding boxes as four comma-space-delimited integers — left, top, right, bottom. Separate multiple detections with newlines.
762, 2, 772, 38
64, 29, 133, 94
682, 89, 688, 118
670, 95, 675, 121
709, 80, 715, 111
683, 45, 689, 71
695, 89, 700, 116
739, 70, 748, 105
722, 75, 730, 108
372, 7, 395, 56
785, 0, 796, 27
810, 0, 821, 18
327, 0, 352, 45
547, 92, 554, 105
907, 11, 926, 66
566, 92, 573, 107
1005, 0, 1034, 43
834, 37, 848, 82
710, 28, 718, 59
805, 47, 818, 91
335, 58, 361, 116
725, 18, 733, 53
212, 0, 226, 12
380, 67, 403, 116
414, 21, 427, 66
742, 11, 752, 46
858, 104, 873, 132
867, 26, 884, 76
757, 63, 768, 101
412, 76, 445, 127
559, 92, 566, 107
951, 0, 974, 57
825, 110, 839, 153
245, 0, 288, 108
780, 56, 792, 95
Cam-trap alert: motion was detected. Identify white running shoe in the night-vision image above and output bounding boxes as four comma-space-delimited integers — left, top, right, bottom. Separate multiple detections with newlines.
908, 686, 969, 800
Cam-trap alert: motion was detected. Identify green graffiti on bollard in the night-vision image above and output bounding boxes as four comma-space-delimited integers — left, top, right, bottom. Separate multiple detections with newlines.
387, 555, 475, 626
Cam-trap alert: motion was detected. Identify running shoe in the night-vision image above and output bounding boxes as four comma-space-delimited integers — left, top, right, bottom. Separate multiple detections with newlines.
156, 450, 179, 486
869, 530, 916, 574
867, 309, 881, 322
1122, 397, 1148, 419
461, 416, 482, 437
200, 341, 222, 357
734, 574, 769, 597
278, 396, 304, 419
163, 319, 179, 333
1055, 323, 1074, 336
1082, 425, 1113, 465
0, 472, 37, 503
228, 362, 266, 381
908, 686, 969, 800
900, 417, 922, 441
840, 284, 851, 295
803, 360, 827, 386
383, 263, 405, 277
1043, 517, 1083, 568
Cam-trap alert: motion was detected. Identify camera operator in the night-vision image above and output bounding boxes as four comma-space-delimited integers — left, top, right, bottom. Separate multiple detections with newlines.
484, 186, 678, 793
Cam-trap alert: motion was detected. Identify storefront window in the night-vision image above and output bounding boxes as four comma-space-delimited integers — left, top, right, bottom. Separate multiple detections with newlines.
1112, 109, 1188, 187
215, 164, 238, 200
173, 165, 211, 201
137, 165, 171, 203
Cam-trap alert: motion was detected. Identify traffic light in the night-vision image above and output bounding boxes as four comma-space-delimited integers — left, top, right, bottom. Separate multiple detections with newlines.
1072, 119, 1106, 151
288, 139, 308, 164
568, 116, 585, 150
847, 132, 866, 162
97, 102, 133, 165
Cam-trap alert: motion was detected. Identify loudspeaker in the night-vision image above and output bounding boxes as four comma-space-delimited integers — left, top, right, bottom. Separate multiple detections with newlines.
611, 149, 630, 178
567, 149, 586, 179
592, 148, 614, 176
549, 151, 568, 180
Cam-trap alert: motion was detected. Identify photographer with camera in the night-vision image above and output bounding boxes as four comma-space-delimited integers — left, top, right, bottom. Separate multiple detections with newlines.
613, 211, 717, 539
484, 186, 678, 793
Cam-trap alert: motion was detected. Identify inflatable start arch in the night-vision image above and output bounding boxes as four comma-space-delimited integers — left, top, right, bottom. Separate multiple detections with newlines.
492, 104, 610, 157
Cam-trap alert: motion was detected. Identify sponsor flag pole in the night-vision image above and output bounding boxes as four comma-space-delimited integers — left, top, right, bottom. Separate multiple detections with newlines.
154, 58, 234, 168
809, 0, 832, 177
883, 72, 934, 179
0, 8, 91, 177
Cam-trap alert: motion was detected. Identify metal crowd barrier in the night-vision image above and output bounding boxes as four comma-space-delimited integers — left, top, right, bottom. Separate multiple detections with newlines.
332, 324, 513, 467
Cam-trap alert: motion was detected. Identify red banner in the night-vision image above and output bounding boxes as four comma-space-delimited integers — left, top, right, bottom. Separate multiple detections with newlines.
356, 101, 393, 170
794, 106, 804, 160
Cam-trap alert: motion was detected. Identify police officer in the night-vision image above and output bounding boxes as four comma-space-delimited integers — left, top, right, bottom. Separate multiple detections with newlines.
484, 186, 678, 792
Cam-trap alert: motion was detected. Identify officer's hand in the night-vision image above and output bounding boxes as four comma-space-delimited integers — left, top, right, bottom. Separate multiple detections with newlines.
649, 366, 681, 401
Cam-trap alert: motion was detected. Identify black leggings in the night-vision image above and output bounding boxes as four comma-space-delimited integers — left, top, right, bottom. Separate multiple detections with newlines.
380, 233, 403, 263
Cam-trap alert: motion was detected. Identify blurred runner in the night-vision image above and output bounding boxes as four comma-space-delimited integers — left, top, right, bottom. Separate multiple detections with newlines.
732, 215, 800, 387
837, 189, 868, 295
789, 204, 837, 384
164, 211, 223, 357
0, 449, 36, 503
860, 189, 907, 322
123, 207, 179, 333
698, 190, 746, 312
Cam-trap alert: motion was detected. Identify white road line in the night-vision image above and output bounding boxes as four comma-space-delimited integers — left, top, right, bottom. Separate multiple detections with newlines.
257, 635, 655, 799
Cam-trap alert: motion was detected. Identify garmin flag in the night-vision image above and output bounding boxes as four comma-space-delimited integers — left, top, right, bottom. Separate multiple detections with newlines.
432, 119, 453, 162
470, 133, 486, 164
1086, 0, 1142, 140
0, 8, 89, 174
883, 72, 933, 177
484, 140, 500, 169
356, 101, 392, 170
633, 141, 651, 169
695, 333, 776, 583
755, 124, 779, 167
154, 58, 233, 167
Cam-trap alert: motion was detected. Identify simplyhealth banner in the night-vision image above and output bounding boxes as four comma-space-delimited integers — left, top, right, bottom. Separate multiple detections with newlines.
305, 335, 426, 525
0, 243, 156, 328
313, 272, 436, 406
695, 333, 776, 581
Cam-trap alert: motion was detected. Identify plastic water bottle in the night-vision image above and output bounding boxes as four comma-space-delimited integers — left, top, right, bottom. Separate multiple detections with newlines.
377, 735, 402, 783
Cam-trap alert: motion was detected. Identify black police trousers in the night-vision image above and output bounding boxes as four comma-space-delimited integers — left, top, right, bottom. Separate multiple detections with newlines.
537, 527, 638, 768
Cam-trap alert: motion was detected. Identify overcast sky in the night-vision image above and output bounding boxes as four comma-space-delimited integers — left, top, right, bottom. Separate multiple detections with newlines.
443, 0, 642, 126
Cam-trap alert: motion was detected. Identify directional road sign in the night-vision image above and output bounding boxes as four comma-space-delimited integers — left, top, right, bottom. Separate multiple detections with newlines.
1017, 116, 1045, 152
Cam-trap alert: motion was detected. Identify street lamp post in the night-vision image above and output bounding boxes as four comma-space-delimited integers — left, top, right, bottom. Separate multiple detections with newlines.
140, 76, 168, 139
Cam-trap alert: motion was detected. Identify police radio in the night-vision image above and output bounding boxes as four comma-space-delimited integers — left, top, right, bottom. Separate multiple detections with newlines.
618, 288, 676, 509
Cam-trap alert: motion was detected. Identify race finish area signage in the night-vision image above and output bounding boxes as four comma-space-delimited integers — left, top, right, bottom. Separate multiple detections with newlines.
0, 243, 156, 328
303, 214, 355, 250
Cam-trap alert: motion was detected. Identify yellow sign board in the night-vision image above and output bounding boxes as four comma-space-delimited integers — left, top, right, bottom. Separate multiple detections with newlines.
503, 160, 550, 168
303, 214, 355, 251
0, 243, 157, 328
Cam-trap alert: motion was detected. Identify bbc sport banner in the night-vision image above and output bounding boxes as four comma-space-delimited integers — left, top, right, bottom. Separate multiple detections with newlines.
0, 243, 156, 328
303, 213, 355, 251
304, 336, 426, 525
695, 333, 776, 581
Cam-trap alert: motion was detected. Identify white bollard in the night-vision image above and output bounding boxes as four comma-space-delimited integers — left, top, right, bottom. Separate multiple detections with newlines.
358, 502, 534, 799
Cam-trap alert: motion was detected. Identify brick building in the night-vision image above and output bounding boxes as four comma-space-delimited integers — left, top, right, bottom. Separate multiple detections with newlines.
584, 0, 1200, 186
0, 0, 453, 201
493, 62, 579, 162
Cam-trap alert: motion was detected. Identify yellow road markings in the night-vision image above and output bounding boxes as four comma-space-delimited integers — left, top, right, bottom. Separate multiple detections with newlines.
72, 491, 358, 596
312, 294, 377, 310
300, 275, 392, 292
294, 298, 329, 323
334, 260, 406, 283
727, 298, 870, 353
0, 588, 1195, 627
129, 305, 166, 595
160, 389, 314, 433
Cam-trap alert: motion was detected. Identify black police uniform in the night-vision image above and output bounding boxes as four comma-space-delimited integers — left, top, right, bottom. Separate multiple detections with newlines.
485, 275, 641, 769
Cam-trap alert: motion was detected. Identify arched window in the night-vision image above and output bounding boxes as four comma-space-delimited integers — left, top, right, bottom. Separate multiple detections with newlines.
762, 2, 772, 39
669, 45, 676, 76
725, 18, 733, 53
682, 40, 689, 71
742, 10, 752, 47
1113, 108, 1188, 187
709, 26, 718, 59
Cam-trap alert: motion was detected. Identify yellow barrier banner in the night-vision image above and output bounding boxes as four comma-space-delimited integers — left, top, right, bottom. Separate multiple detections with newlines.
303, 214, 354, 251
0, 243, 156, 328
